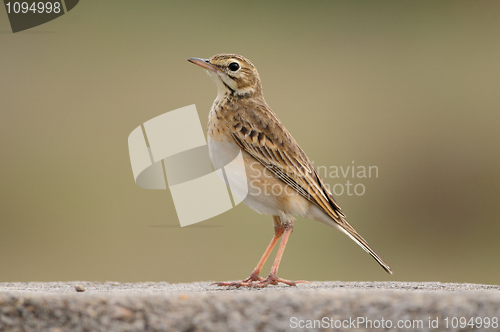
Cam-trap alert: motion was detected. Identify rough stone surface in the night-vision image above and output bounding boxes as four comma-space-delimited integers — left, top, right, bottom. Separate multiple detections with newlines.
0, 281, 499, 331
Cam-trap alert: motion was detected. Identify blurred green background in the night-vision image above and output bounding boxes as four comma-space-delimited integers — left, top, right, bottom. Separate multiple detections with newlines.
1, 1, 499, 285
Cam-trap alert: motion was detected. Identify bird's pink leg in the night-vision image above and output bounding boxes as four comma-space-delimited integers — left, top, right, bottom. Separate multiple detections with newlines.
213, 217, 309, 288
243, 222, 285, 282
250, 221, 310, 287
213, 217, 284, 287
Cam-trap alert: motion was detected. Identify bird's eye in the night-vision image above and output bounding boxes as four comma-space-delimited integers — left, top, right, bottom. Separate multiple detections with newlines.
228, 62, 240, 71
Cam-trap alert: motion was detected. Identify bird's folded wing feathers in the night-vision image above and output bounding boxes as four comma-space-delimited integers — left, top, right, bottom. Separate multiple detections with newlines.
228, 102, 346, 222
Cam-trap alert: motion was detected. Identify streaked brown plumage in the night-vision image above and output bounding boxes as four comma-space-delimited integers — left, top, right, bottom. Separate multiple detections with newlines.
188, 53, 392, 288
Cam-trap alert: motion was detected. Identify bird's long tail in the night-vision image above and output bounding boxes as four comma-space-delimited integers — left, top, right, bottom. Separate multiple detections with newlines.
336, 219, 393, 274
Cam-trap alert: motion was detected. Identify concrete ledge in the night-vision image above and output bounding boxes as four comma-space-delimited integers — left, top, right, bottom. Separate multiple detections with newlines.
1, 281, 499, 331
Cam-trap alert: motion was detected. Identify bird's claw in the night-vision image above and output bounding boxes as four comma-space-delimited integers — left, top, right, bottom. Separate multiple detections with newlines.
212, 275, 310, 288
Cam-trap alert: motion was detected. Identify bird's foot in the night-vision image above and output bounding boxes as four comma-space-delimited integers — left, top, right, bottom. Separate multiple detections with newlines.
212, 274, 310, 288
211, 272, 262, 287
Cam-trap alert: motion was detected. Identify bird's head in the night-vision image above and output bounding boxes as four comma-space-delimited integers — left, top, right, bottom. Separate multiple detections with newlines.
188, 54, 262, 98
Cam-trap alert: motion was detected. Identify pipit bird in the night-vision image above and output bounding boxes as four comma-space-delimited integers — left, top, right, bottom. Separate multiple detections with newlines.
188, 54, 392, 288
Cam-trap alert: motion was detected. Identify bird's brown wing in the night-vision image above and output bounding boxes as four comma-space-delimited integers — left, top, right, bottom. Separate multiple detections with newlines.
228, 100, 345, 221
227, 100, 392, 274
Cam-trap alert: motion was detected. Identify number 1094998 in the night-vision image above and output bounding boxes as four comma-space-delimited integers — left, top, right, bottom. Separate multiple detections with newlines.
5, 2, 61, 14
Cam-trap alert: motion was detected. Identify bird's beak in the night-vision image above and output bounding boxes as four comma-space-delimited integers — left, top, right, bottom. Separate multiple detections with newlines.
187, 57, 220, 73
